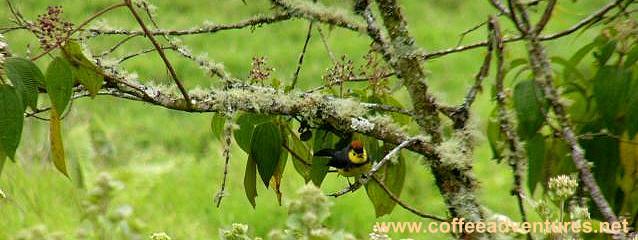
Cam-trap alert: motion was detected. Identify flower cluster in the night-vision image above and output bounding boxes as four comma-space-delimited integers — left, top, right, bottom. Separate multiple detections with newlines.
360, 52, 391, 96
249, 56, 273, 83
548, 174, 578, 200
32, 6, 74, 50
323, 55, 354, 86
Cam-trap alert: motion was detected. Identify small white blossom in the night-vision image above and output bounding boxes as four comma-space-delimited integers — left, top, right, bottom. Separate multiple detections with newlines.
548, 174, 578, 199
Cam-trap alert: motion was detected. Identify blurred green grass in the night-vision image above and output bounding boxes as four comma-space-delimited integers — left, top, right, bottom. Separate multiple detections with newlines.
0, 0, 607, 239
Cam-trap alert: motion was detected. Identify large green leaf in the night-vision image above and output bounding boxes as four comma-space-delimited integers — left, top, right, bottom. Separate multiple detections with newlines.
250, 122, 283, 187
50, 108, 69, 177
526, 133, 545, 194
593, 66, 631, 129
288, 131, 312, 182
0, 85, 24, 160
62, 40, 103, 97
244, 156, 258, 208
45, 57, 74, 113
4, 57, 44, 110
513, 80, 546, 139
365, 150, 406, 217
233, 113, 272, 153
580, 123, 621, 216
310, 129, 335, 186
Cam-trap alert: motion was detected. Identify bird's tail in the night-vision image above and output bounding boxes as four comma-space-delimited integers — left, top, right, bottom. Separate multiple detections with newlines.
313, 149, 335, 157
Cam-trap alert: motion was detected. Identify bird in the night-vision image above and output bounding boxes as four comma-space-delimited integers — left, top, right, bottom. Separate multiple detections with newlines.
314, 140, 371, 177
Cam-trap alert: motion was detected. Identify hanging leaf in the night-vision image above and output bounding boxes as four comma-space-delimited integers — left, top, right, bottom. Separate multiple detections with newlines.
287, 131, 312, 182
593, 66, 631, 129
619, 133, 638, 216
309, 129, 335, 186
513, 80, 546, 139
45, 57, 74, 114
625, 45, 638, 68
580, 125, 621, 210
50, 108, 69, 177
244, 156, 258, 208
250, 122, 283, 187
210, 113, 226, 140
271, 126, 289, 205
594, 40, 617, 66
4, 57, 44, 110
487, 108, 505, 160
233, 113, 272, 153
0, 85, 24, 161
62, 40, 103, 97
526, 133, 545, 194
365, 150, 406, 217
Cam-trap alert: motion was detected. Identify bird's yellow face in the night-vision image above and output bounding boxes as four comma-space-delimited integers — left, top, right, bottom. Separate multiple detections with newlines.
348, 140, 368, 164
348, 149, 368, 164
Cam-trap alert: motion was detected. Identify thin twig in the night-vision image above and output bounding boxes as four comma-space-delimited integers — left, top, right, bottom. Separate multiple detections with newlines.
290, 21, 314, 90
117, 46, 174, 63
329, 138, 417, 197
215, 115, 233, 208
85, 12, 293, 36
316, 25, 336, 63
371, 175, 447, 222
124, 0, 191, 108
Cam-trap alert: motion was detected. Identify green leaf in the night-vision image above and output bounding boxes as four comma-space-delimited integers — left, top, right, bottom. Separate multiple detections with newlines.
5, 57, 44, 110
250, 122, 283, 187
593, 66, 631, 129
0, 85, 24, 160
487, 108, 505, 160
365, 150, 406, 217
580, 123, 621, 213
233, 113, 272, 153
594, 40, 617, 66
288, 131, 312, 182
310, 158, 330, 186
45, 57, 74, 113
62, 40, 103, 97
625, 45, 638, 68
627, 93, 638, 138
271, 126, 288, 205
50, 108, 69, 177
569, 41, 599, 66
526, 133, 545, 194
210, 114, 226, 140
309, 129, 335, 186
244, 156, 258, 208
513, 80, 546, 139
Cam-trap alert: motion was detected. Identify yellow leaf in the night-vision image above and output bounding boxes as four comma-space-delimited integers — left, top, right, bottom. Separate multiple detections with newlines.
50, 108, 68, 177
619, 132, 638, 213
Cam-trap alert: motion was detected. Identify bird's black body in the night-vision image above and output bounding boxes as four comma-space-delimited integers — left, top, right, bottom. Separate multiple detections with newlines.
314, 145, 369, 169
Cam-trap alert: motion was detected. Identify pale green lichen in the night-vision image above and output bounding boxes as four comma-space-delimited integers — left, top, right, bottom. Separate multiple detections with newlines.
278, 0, 366, 33
437, 135, 471, 168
